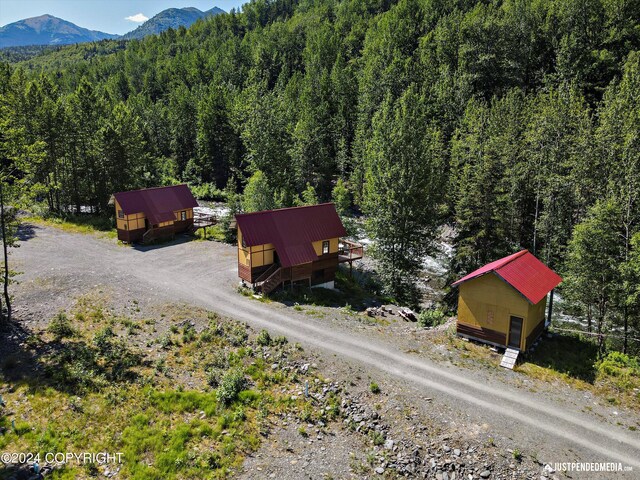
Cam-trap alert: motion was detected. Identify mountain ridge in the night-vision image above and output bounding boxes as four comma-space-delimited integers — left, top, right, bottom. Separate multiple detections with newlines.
0, 7, 226, 48
122, 7, 225, 40
0, 14, 117, 48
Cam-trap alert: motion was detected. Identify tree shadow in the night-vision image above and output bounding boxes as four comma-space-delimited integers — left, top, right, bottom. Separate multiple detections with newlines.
16, 222, 38, 242
522, 333, 599, 383
265, 267, 386, 311
132, 233, 195, 252
0, 318, 143, 397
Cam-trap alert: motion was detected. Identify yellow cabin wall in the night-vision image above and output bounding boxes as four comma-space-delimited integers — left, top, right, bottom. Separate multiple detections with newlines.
312, 238, 339, 255
115, 199, 193, 231
237, 227, 340, 269
525, 296, 547, 341
457, 274, 529, 342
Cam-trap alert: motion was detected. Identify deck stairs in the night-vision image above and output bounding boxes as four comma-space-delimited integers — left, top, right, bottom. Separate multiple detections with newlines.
255, 264, 283, 295
500, 348, 520, 369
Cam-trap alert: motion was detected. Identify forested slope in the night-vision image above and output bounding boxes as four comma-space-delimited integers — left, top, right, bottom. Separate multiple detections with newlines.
1, 0, 639, 351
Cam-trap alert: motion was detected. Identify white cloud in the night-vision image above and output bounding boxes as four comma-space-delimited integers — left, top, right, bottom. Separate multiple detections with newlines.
124, 13, 148, 23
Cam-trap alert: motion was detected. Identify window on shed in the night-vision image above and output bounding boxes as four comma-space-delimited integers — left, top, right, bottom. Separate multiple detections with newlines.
181, 211, 187, 221
118, 210, 124, 219
322, 241, 329, 254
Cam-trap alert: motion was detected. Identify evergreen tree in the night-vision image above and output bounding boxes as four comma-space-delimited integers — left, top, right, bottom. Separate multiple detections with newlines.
363, 86, 444, 305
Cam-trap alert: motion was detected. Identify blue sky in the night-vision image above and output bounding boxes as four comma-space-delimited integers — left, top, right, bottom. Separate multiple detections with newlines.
0, 0, 245, 35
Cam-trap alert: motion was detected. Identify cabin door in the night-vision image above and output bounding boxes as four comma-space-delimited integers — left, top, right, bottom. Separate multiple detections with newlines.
144, 219, 149, 231
508, 316, 523, 349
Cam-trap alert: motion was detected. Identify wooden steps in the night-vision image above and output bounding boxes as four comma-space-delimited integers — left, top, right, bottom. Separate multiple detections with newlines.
258, 267, 283, 295
500, 348, 520, 369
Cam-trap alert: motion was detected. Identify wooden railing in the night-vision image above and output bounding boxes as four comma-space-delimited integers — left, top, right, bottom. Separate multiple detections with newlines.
254, 263, 279, 284
259, 267, 283, 295
338, 238, 364, 263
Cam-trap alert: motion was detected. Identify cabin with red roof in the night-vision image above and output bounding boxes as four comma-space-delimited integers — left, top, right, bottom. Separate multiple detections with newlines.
451, 250, 562, 351
111, 185, 198, 243
235, 203, 363, 294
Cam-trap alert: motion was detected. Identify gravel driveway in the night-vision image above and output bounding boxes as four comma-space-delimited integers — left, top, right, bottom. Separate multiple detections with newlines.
12, 224, 640, 477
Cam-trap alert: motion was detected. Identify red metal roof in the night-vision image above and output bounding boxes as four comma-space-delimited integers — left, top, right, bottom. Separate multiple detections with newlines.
235, 203, 347, 268
113, 184, 198, 225
451, 250, 562, 304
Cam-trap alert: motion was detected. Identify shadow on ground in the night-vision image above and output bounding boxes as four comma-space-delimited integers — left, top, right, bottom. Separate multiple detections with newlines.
132, 233, 196, 252
16, 223, 38, 242
522, 333, 599, 383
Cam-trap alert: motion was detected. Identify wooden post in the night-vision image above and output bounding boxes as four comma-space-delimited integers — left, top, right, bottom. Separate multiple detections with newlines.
547, 289, 554, 326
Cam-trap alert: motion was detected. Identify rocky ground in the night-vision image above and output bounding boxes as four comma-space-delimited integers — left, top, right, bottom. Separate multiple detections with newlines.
2, 222, 638, 479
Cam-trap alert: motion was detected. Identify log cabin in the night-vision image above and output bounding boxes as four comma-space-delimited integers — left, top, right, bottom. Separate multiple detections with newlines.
111, 184, 198, 243
235, 203, 363, 294
451, 250, 562, 351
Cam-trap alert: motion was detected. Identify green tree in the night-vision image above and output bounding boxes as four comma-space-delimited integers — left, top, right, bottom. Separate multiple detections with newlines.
242, 170, 274, 213
563, 199, 623, 350
363, 86, 444, 305
331, 178, 351, 215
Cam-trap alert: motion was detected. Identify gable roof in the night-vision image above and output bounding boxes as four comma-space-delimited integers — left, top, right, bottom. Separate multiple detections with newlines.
113, 184, 198, 225
235, 203, 347, 268
451, 250, 562, 304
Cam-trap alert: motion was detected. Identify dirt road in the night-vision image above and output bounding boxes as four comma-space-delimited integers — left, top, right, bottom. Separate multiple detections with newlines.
13, 224, 640, 477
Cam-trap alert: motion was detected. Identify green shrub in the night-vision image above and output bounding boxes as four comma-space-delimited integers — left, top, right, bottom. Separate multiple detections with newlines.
256, 329, 272, 346
369, 382, 380, 394
47, 312, 75, 339
217, 369, 247, 405
207, 369, 222, 388
417, 309, 446, 328
596, 352, 640, 390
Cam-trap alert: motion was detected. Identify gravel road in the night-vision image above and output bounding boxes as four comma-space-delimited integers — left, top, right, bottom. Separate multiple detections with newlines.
12, 224, 640, 477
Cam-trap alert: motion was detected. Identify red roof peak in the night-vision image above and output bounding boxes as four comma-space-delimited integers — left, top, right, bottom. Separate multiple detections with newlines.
452, 250, 562, 304
237, 202, 338, 217
113, 184, 198, 225
236, 203, 346, 268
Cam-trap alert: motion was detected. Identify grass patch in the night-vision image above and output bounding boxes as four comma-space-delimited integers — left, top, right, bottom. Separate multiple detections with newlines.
23, 214, 117, 238
268, 270, 383, 312
1, 299, 330, 479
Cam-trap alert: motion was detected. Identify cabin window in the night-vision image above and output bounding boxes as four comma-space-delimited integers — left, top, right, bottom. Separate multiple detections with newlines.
118, 210, 124, 219
181, 211, 187, 221
322, 241, 329, 254
241, 237, 246, 248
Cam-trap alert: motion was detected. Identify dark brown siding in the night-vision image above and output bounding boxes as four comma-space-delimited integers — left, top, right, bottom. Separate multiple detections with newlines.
525, 318, 545, 350
174, 218, 194, 233
292, 263, 313, 281
144, 225, 175, 242
457, 322, 507, 346
117, 227, 144, 243
238, 263, 252, 282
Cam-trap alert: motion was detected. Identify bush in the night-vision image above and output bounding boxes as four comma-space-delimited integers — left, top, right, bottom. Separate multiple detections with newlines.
417, 309, 446, 328
369, 382, 380, 394
256, 329, 272, 346
596, 352, 640, 391
217, 369, 247, 405
47, 312, 75, 340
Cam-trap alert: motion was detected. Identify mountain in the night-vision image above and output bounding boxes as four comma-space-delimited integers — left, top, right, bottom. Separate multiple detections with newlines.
122, 7, 225, 40
0, 14, 117, 48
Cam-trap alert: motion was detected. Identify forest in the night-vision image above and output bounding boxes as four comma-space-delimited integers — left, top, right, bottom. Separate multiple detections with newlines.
0, 0, 639, 354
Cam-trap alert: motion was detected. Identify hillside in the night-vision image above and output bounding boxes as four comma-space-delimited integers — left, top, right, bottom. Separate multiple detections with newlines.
0, 14, 117, 48
122, 6, 225, 40
2, 0, 639, 354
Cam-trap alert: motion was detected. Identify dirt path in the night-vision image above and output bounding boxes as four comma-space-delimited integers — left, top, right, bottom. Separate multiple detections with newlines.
12, 224, 640, 477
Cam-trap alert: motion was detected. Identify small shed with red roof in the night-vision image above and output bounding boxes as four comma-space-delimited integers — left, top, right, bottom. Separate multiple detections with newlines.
111, 184, 198, 243
235, 203, 363, 293
451, 250, 562, 351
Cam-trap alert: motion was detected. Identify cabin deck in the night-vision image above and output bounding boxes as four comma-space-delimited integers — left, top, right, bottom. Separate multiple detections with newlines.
338, 238, 364, 263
